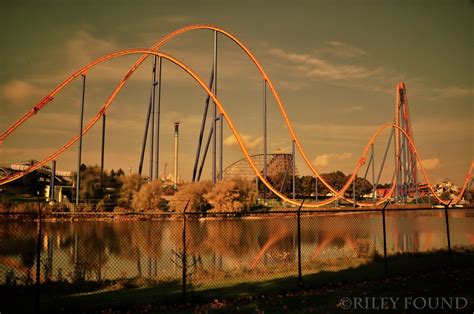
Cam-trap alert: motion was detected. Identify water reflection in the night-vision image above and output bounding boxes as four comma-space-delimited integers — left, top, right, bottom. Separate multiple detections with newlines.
1, 209, 473, 284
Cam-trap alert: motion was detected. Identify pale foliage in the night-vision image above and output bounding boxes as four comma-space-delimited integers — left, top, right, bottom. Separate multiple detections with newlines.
205, 178, 256, 212
118, 174, 145, 208
132, 180, 165, 211
169, 181, 212, 212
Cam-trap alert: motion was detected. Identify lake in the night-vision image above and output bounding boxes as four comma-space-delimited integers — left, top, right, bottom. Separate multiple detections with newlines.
1, 208, 472, 286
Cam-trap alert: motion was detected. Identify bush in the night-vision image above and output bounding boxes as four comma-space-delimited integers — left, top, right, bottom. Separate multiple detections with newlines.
75, 203, 94, 212
96, 194, 115, 212
205, 178, 256, 212
132, 180, 167, 211
117, 174, 145, 209
49, 202, 70, 212
169, 181, 212, 212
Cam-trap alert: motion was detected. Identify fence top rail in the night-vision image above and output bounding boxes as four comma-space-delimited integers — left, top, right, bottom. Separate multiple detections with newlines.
0, 206, 472, 219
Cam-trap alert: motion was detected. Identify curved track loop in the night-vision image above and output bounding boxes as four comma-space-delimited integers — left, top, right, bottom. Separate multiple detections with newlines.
0, 25, 360, 198
4, 49, 465, 207
0, 49, 389, 207
0, 50, 472, 207
1, 25, 472, 206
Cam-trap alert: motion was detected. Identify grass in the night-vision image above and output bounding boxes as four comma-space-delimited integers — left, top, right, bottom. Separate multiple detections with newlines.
199, 266, 474, 313
2, 248, 473, 313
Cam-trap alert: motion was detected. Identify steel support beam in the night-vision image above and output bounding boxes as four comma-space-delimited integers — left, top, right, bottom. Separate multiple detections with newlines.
100, 114, 106, 189
192, 64, 214, 182
363, 153, 373, 180
393, 125, 398, 202
76, 74, 86, 206
263, 79, 267, 200
353, 175, 356, 208
149, 57, 157, 181
50, 160, 56, 202
212, 31, 217, 183
154, 57, 162, 180
197, 124, 214, 181
372, 143, 376, 202
174, 122, 180, 190
138, 94, 153, 176
315, 177, 318, 201
292, 140, 296, 200
415, 158, 419, 204
375, 128, 394, 189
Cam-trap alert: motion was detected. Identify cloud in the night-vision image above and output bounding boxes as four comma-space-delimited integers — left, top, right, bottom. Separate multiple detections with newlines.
315, 41, 368, 59
268, 47, 384, 81
224, 134, 263, 149
313, 152, 352, 166
1, 80, 44, 106
66, 30, 118, 65
421, 158, 440, 170
432, 86, 474, 99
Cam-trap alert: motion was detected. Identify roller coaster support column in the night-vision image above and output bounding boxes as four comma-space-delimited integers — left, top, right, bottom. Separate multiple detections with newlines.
263, 79, 267, 201
76, 74, 86, 207
315, 177, 318, 201
375, 128, 394, 192
192, 65, 214, 182
174, 122, 180, 190
292, 140, 296, 200
382, 201, 389, 277
393, 126, 398, 203
197, 124, 213, 181
138, 94, 152, 176
100, 114, 106, 190
353, 176, 356, 208
50, 160, 56, 202
415, 158, 419, 204
372, 143, 376, 202
149, 56, 157, 181
154, 57, 162, 180
212, 31, 218, 183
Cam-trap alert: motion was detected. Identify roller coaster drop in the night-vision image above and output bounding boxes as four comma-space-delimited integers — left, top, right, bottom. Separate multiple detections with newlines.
0, 25, 472, 208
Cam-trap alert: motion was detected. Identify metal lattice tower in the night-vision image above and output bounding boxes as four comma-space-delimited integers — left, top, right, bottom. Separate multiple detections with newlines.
394, 83, 418, 202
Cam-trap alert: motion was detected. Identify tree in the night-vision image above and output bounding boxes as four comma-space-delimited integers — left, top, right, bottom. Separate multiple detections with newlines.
354, 176, 373, 197
78, 165, 102, 201
296, 175, 315, 197
205, 178, 256, 212
169, 181, 212, 212
117, 174, 145, 209
132, 180, 166, 211
266, 171, 292, 196
71, 164, 126, 211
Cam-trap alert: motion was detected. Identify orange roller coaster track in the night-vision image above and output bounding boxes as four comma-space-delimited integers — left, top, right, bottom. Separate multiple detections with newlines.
0, 25, 472, 207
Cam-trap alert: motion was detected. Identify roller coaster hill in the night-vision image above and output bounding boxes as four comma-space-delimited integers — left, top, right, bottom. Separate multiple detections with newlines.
0, 24, 472, 209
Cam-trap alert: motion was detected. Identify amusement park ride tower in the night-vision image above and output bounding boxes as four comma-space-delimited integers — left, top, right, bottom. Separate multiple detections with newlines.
394, 83, 418, 202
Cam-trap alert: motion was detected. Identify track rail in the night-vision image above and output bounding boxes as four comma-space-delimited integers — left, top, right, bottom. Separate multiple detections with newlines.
1, 25, 472, 207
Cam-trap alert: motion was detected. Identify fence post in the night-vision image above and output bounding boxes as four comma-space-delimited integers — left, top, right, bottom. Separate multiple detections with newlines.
182, 200, 190, 302
297, 198, 305, 288
35, 200, 42, 313
382, 202, 389, 277
444, 200, 453, 268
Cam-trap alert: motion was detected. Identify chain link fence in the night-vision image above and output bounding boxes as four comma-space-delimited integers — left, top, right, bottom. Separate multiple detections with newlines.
1, 202, 473, 312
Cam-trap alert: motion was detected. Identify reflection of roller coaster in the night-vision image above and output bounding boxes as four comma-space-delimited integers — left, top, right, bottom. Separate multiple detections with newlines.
0, 25, 472, 208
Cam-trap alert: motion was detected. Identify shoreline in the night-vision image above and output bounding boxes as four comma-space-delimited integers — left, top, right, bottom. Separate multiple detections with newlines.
0, 204, 472, 222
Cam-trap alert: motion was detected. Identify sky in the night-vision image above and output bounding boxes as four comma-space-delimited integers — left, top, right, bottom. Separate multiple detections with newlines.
0, 0, 472, 186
